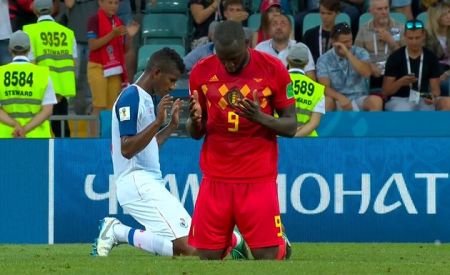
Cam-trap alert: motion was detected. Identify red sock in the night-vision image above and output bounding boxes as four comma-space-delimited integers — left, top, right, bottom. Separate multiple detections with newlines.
221, 232, 238, 259
276, 241, 286, 260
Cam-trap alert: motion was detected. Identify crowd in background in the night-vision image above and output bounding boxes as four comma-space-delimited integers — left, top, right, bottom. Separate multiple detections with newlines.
0, 0, 450, 137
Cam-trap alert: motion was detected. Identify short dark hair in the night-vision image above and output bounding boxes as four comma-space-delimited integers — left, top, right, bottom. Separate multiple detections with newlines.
331, 22, 352, 39
223, 0, 244, 10
146, 47, 185, 74
214, 20, 246, 49
319, 0, 341, 12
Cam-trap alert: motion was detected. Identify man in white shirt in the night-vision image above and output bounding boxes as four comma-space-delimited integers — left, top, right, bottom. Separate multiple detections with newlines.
255, 13, 316, 80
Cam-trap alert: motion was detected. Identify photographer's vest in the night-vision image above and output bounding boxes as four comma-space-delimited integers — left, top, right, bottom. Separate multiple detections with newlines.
0, 61, 51, 137
24, 20, 76, 97
288, 69, 325, 137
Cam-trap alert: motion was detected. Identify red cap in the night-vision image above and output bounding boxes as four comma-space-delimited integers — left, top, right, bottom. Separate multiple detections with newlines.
260, 0, 281, 13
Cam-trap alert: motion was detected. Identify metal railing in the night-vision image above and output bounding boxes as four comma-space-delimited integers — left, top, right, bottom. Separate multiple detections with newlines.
49, 115, 99, 138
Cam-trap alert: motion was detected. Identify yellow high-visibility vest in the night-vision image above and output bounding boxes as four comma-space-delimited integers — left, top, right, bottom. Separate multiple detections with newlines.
0, 61, 52, 137
24, 20, 76, 97
288, 69, 325, 137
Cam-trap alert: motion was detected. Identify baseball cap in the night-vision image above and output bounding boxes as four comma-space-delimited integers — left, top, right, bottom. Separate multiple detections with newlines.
9, 30, 31, 52
260, 0, 281, 12
287, 43, 309, 65
34, 0, 53, 14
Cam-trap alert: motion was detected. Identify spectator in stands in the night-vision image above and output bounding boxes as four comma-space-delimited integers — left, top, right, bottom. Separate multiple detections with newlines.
294, 0, 363, 42
286, 43, 326, 137
382, 19, 450, 110
189, 0, 221, 49
317, 22, 383, 111
252, 0, 281, 47
9, 0, 35, 31
64, 0, 97, 115
184, 21, 218, 72
0, 31, 57, 138
0, 0, 12, 65
117, 0, 140, 82
223, 0, 248, 24
24, 0, 77, 137
255, 13, 316, 80
424, 1, 450, 96
86, 0, 139, 136
302, 0, 340, 63
355, 0, 404, 93
184, 21, 253, 72
392, 0, 413, 20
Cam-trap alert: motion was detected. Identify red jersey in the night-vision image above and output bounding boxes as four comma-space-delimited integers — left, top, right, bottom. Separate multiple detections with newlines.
189, 49, 294, 182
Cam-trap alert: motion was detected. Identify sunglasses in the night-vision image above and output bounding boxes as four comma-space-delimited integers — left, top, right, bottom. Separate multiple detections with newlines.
405, 20, 424, 30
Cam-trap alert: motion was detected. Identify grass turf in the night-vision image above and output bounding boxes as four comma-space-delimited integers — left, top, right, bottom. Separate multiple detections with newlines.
0, 243, 449, 274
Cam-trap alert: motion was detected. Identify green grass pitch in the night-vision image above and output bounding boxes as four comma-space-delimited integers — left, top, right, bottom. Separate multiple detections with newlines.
0, 243, 449, 274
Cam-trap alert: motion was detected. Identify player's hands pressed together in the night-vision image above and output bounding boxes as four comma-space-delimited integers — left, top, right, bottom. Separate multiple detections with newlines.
155, 95, 174, 125
233, 90, 264, 122
189, 90, 203, 127
169, 98, 182, 129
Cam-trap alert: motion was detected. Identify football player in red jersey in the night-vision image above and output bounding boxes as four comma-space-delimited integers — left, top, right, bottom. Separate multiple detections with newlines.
187, 20, 295, 260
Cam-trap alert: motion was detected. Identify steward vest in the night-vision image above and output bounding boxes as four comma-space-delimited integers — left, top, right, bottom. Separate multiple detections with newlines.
24, 20, 76, 97
288, 70, 325, 137
0, 62, 52, 137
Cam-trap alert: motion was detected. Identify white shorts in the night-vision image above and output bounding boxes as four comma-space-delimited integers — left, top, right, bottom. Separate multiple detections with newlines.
116, 171, 191, 240
385, 97, 435, 111
336, 95, 367, 111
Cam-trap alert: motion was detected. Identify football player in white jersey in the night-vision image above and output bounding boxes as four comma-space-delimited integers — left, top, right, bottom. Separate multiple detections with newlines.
92, 48, 248, 259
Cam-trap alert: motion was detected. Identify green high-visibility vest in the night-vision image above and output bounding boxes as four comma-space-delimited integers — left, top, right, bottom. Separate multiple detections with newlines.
0, 62, 52, 138
288, 69, 325, 137
24, 20, 76, 97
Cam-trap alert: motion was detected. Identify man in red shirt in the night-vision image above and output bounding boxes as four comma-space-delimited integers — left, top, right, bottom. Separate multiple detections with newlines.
187, 20, 296, 260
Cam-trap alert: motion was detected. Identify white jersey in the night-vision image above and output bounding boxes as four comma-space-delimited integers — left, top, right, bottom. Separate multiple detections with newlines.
112, 84, 162, 184
111, 84, 192, 238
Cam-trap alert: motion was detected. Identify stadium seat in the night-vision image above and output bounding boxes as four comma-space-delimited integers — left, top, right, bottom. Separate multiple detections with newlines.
359, 12, 407, 27
302, 12, 351, 35
137, 44, 185, 72
250, 0, 262, 14
145, 0, 189, 14
141, 13, 188, 46
416, 11, 428, 24
247, 13, 295, 32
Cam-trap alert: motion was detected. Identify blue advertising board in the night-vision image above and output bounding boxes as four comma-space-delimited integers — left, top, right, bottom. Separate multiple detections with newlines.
2, 137, 450, 243
0, 140, 49, 243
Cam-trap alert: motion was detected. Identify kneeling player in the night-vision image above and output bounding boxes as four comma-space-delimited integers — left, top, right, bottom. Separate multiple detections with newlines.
92, 48, 247, 259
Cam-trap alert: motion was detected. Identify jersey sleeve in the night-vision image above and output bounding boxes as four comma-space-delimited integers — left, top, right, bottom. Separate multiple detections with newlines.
114, 86, 139, 137
271, 61, 295, 110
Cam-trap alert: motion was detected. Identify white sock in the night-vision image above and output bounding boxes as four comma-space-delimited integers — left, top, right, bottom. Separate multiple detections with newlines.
129, 229, 173, 256
113, 223, 131, 243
